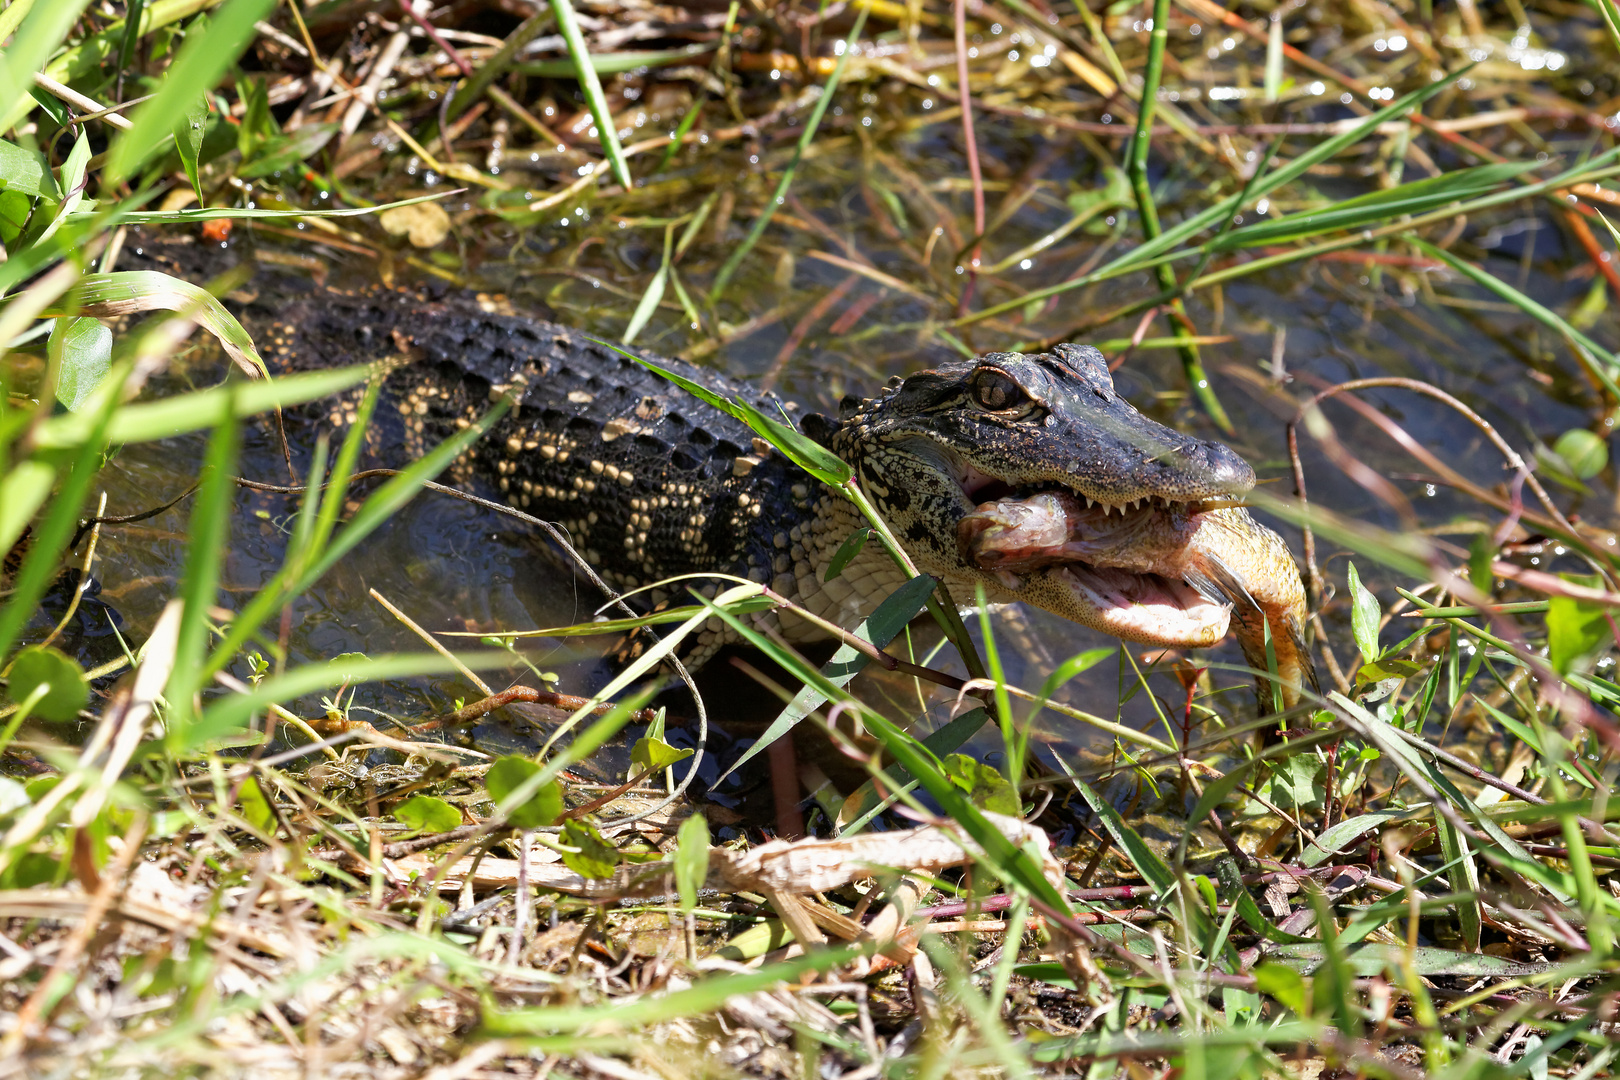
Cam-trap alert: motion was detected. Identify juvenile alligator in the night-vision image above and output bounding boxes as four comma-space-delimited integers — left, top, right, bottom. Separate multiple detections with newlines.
247, 275, 1314, 708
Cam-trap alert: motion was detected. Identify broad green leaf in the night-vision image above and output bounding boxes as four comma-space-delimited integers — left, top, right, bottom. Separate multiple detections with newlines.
35, 131, 91, 246
104, 0, 278, 185
674, 812, 709, 915
630, 736, 693, 775
175, 93, 210, 200
558, 819, 618, 879
234, 73, 272, 160
1553, 428, 1607, 480
486, 756, 563, 829
238, 776, 275, 832
1547, 591, 1611, 675
1253, 963, 1308, 1015
45, 271, 265, 377
942, 753, 1021, 816
622, 264, 667, 346
1299, 809, 1411, 867
0, 139, 60, 200
823, 527, 871, 582
393, 795, 461, 835
1251, 753, 1325, 815
0, 188, 34, 245
1467, 533, 1495, 595
49, 316, 113, 411
5, 645, 89, 721
1346, 561, 1380, 666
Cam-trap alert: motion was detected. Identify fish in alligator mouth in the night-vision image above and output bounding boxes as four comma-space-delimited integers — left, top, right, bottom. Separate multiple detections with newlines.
812, 342, 1317, 710
131, 244, 1313, 713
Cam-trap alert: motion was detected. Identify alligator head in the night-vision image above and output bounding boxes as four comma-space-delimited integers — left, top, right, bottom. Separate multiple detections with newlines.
823, 343, 1315, 708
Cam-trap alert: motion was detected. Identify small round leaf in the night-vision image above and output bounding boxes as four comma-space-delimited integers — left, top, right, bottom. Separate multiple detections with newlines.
486, 756, 563, 829
1554, 428, 1607, 480
393, 795, 461, 835
7, 646, 89, 722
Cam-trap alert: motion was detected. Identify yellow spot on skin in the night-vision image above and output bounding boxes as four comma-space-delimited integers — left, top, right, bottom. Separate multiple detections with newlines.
590, 460, 604, 474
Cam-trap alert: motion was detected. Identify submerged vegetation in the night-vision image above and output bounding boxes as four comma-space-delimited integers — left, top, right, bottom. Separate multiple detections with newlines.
1, 0, 1620, 1075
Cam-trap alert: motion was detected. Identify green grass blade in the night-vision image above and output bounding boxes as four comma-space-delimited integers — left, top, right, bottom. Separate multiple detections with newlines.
1414, 239, 1620, 391
0, 0, 91, 130
103, 0, 278, 186
548, 0, 631, 190
1212, 162, 1541, 250
187, 651, 518, 749
707, 7, 869, 306
957, 65, 1472, 327
202, 393, 513, 681
712, 573, 936, 787
0, 361, 127, 662
31, 364, 371, 450
162, 389, 241, 742
693, 589, 1072, 914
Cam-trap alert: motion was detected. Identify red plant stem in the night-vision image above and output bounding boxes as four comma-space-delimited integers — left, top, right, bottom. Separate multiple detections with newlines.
399, 2, 475, 79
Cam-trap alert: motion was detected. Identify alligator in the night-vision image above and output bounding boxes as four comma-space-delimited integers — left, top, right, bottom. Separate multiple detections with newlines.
235, 270, 1314, 710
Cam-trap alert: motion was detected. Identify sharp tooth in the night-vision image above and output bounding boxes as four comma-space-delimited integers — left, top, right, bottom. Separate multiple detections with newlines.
1084, 496, 1094, 508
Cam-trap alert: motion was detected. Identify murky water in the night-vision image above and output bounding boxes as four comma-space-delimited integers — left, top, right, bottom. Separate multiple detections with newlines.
29, 45, 1618, 792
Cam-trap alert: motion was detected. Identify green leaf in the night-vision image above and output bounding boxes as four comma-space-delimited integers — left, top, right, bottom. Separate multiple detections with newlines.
6, 645, 89, 721
234, 73, 272, 160
1468, 533, 1495, 595
235, 122, 338, 181
942, 753, 1021, 815
486, 755, 563, 829
1253, 753, 1325, 815
823, 527, 871, 582
1354, 658, 1422, 683
630, 736, 693, 775
0, 0, 92, 131
547, 0, 630, 189
104, 0, 278, 185
49, 316, 113, 412
674, 812, 709, 915
615, 348, 852, 486
0, 139, 60, 199
1253, 962, 1308, 1016
175, 92, 210, 200
711, 574, 935, 787
1553, 428, 1607, 480
559, 819, 619, 880
393, 795, 461, 835
1547, 591, 1611, 675
238, 776, 275, 832
1346, 561, 1380, 666
0, 187, 33, 245
1211, 162, 1540, 251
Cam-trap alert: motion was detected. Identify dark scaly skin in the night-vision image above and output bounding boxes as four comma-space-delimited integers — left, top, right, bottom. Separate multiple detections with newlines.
218, 262, 1314, 703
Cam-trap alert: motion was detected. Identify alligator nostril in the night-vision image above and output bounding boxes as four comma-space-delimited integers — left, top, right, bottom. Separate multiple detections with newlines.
1203, 444, 1257, 491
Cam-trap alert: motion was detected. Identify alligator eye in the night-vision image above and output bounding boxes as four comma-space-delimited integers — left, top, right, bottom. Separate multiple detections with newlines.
972, 369, 1027, 412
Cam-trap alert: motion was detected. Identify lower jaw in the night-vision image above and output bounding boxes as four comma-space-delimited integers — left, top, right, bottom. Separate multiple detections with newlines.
991, 563, 1232, 649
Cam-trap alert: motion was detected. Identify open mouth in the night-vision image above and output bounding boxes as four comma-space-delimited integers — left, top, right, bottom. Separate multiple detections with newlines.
955, 486, 1236, 648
